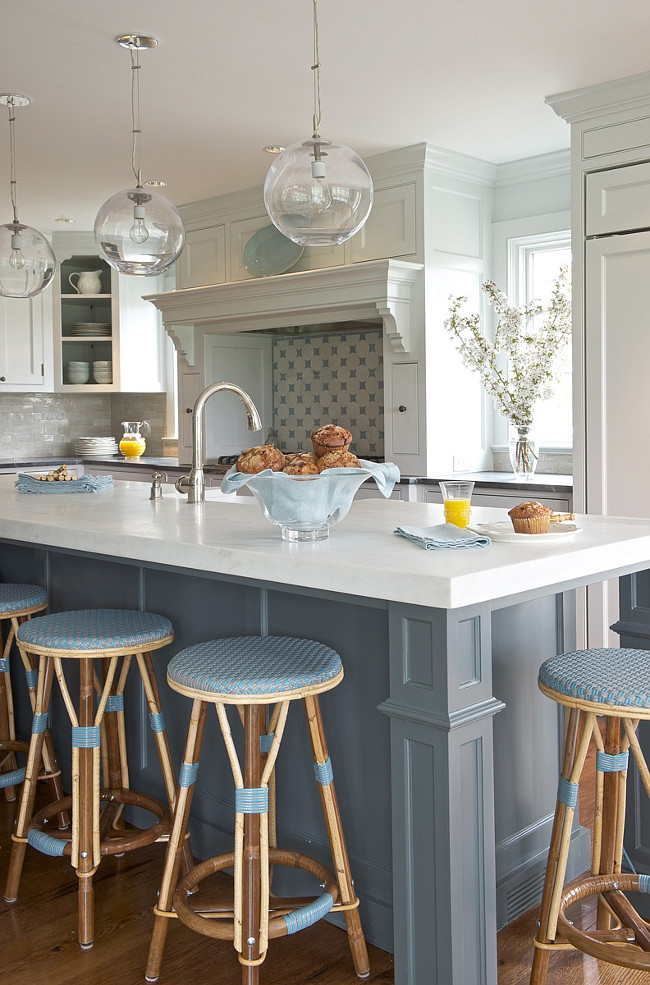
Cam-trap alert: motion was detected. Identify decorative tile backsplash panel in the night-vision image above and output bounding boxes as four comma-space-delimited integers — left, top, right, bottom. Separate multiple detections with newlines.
0, 393, 167, 459
271, 329, 384, 458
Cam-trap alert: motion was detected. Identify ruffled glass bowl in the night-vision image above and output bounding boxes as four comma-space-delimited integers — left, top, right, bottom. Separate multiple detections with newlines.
221, 461, 399, 542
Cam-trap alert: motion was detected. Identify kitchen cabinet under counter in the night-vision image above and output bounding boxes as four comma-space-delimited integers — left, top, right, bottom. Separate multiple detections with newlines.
416, 471, 573, 512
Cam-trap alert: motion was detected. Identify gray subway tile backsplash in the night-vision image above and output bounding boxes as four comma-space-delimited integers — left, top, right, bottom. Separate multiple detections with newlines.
0, 393, 167, 459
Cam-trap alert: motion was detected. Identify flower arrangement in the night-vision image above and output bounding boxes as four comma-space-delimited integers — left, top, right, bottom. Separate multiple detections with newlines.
444, 267, 572, 428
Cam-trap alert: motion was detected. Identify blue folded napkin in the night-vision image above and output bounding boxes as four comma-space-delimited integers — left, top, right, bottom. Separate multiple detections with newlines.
394, 523, 491, 550
16, 474, 114, 494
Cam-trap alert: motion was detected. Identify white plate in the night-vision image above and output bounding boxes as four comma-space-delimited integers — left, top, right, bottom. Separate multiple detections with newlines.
470, 521, 582, 543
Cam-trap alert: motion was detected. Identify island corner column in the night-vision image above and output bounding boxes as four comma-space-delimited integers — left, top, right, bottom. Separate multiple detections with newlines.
379, 599, 505, 985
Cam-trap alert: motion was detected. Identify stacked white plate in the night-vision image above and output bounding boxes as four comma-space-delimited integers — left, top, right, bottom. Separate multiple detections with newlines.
69, 322, 111, 337
75, 436, 119, 457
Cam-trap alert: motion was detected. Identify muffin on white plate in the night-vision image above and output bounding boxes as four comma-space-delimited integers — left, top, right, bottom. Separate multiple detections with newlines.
507, 501, 554, 534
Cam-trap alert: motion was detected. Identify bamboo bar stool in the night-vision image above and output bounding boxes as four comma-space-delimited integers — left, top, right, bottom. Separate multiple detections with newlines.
4, 607, 189, 950
145, 634, 370, 985
0, 583, 63, 804
531, 646, 650, 984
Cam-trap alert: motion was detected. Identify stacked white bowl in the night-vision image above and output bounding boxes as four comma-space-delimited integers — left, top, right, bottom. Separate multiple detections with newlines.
92, 360, 112, 384
66, 361, 90, 384
74, 436, 119, 457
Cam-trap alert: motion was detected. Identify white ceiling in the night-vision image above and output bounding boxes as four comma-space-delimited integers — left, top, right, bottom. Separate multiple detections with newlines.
3, 0, 650, 235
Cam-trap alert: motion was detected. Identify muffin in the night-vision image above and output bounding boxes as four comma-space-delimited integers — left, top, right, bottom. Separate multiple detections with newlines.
236, 445, 285, 474
284, 452, 319, 467
317, 451, 361, 471
311, 424, 352, 458
508, 501, 554, 534
282, 461, 321, 475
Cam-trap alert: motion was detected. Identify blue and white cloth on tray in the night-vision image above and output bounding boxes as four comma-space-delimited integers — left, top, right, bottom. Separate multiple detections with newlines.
394, 523, 491, 550
16, 474, 114, 494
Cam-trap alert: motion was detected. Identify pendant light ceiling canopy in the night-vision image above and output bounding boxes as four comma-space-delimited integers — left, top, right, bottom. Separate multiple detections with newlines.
0, 94, 56, 299
264, 0, 373, 248
94, 34, 185, 277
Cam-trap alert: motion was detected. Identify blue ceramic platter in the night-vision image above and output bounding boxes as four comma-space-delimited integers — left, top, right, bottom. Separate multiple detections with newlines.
243, 224, 304, 277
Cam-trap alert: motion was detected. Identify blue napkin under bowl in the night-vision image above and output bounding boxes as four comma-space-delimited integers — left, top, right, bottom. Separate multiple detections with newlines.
394, 523, 491, 550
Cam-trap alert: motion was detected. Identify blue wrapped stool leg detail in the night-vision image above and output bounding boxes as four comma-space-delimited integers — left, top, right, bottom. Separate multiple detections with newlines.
531, 647, 650, 983
145, 635, 370, 984
3, 608, 191, 951
0, 584, 64, 807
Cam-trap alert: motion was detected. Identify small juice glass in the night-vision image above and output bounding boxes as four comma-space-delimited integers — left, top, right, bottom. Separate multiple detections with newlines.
439, 480, 474, 528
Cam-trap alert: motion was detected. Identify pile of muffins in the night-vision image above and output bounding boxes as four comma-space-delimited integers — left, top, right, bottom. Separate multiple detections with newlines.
235, 425, 362, 476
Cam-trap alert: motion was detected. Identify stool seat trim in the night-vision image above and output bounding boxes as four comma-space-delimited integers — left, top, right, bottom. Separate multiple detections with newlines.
283, 891, 334, 935
27, 828, 67, 857
539, 648, 650, 710
17, 609, 173, 653
167, 636, 343, 699
0, 584, 47, 614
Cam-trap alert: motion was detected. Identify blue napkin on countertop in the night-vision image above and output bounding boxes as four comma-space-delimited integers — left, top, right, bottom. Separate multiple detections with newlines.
394, 523, 491, 550
15, 473, 114, 494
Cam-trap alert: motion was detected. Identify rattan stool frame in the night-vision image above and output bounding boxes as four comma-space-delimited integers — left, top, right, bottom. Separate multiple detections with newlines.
145, 658, 369, 985
4, 618, 191, 950
531, 675, 650, 983
0, 591, 62, 805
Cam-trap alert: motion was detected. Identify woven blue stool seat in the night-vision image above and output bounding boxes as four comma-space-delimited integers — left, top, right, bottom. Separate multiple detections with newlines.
538, 647, 650, 711
18, 608, 173, 653
167, 635, 343, 700
0, 584, 48, 614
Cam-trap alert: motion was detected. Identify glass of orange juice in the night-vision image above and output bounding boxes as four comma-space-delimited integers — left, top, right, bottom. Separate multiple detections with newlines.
439, 480, 474, 528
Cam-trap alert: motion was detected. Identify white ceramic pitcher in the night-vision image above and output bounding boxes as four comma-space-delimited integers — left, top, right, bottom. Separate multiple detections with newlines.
69, 270, 103, 294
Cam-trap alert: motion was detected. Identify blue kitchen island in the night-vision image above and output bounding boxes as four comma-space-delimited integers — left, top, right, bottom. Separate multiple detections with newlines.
1, 475, 649, 985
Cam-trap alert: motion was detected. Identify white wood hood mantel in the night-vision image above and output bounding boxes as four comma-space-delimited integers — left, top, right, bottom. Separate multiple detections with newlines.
144, 258, 423, 354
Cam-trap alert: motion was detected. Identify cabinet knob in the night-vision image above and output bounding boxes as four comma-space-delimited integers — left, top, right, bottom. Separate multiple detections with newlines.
0, 376, 6, 382
185, 408, 193, 414
398, 404, 407, 413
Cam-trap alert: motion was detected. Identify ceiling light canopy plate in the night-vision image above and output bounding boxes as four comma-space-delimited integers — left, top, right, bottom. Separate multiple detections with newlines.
0, 94, 31, 109
116, 34, 158, 49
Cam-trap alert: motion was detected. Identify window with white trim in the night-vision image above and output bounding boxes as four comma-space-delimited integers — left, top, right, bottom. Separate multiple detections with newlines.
508, 232, 572, 447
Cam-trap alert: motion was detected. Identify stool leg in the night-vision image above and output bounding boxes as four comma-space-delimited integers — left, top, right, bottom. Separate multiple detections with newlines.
0, 616, 18, 800
146, 698, 207, 983
4, 654, 57, 902
239, 703, 264, 985
137, 651, 193, 874
530, 708, 595, 985
303, 694, 370, 979
76, 657, 98, 949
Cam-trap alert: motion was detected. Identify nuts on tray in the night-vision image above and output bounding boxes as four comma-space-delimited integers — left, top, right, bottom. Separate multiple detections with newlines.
34, 464, 78, 482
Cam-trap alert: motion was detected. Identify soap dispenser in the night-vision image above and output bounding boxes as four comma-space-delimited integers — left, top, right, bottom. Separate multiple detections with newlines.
149, 471, 167, 500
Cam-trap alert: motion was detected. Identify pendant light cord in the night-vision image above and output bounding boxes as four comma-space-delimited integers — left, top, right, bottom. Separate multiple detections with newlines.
130, 45, 143, 187
311, 0, 322, 139
6, 97, 19, 225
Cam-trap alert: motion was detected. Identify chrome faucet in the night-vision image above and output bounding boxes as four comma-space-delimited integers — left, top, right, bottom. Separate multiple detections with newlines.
175, 381, 262, 504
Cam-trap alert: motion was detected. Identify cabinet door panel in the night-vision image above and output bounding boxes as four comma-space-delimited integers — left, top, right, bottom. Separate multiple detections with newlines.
390, 362, 419, 456
0, 294, 45, 387
203, 335, 271, 458
350, 182, 417, 263
177, 226, 226, 288
586, 163, 650, 235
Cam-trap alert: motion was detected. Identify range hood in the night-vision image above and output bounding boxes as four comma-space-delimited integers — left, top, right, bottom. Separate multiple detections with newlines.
144, 258, 423, 354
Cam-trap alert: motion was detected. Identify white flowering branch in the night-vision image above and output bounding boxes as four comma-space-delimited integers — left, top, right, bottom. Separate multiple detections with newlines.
444, 267, 571, 428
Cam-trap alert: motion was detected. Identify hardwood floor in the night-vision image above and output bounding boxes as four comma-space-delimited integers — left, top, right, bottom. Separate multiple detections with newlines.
1, 769, 648, 985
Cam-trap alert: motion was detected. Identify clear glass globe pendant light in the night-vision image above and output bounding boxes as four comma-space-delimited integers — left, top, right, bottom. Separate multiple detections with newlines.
0, 94, 56, 298
264, 0, 373, 247
94, 35, 185, 276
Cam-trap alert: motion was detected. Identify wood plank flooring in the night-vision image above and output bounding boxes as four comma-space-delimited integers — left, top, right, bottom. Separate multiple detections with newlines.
1, 773, 649, 984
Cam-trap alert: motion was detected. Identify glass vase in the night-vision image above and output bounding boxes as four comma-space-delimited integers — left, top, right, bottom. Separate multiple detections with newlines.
508, 425, 538, 478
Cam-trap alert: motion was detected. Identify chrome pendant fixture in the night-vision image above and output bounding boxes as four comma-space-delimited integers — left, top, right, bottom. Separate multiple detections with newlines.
94, 35, 185, 277
0, 94, 56, 298
264, 0, 373, 247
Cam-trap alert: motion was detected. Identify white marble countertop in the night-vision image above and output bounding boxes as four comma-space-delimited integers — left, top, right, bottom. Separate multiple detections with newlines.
1, 475, 649, 610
